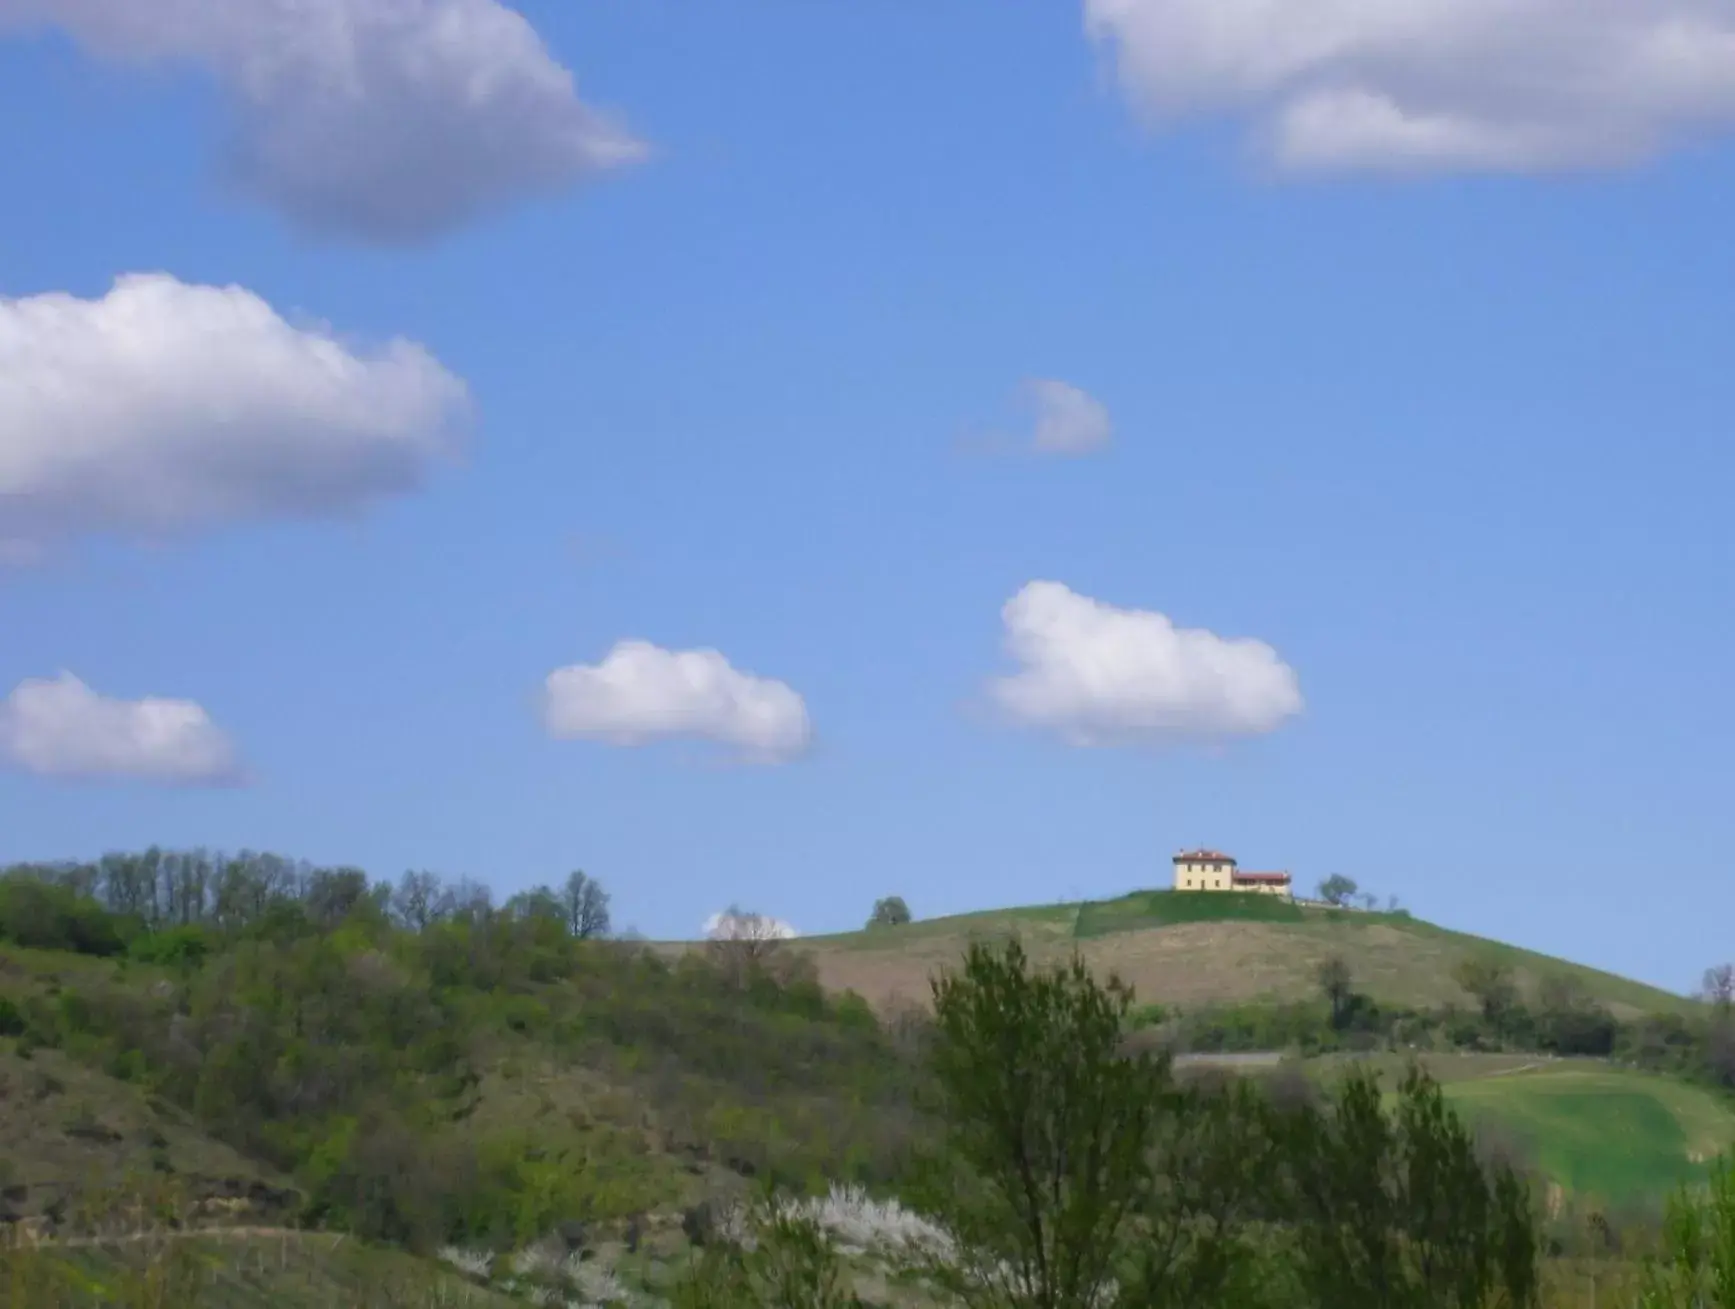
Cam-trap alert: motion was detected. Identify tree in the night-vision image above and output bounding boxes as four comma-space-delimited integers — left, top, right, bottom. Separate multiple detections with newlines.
1455, 956, 1520, 1033
1317, 874, 1358, 907
920, 936, 1163, 1308
1281, 1063, 1540, 1309
705, 906, 792, 987
560, 870, 611, 939
1637, 1154, 1735, 1308
867, 896, 911, 929
1705, 965, 1735, 1089
301, 867, 370, 930
1536, 974, 1616, 1056
1317, 955, 1355, 1031
1703, 963, 1734, 1010
506, 884, 563, 925
390, 870, 445, 933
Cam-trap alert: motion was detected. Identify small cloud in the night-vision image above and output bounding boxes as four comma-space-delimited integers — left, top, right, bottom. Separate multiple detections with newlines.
0, 272, 469, 556
1022, 379, 1113, 455
542, 639, 812, 764
0, 671, 244, 785
703, 909, 799, 941
0, 0, 645, 243
987, 580, 1303, 745
959, 379, 1112, 458
1084, 0, 1735, 175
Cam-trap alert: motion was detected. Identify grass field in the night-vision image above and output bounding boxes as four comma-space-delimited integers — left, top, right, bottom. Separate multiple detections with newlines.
773, 891, 1692, 1019
1305, 1054, 1735, 1205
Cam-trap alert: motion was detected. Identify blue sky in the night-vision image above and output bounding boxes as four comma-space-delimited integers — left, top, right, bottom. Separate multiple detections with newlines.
1, 0, 1732, 993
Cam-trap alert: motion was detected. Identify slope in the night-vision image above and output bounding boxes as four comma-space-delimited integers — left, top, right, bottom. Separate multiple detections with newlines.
785, 891, 1691, 1018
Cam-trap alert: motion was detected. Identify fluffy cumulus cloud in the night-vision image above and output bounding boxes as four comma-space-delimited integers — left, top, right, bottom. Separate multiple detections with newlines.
1023, 379, 1112, 456
0, 272, 469, 551
0, 0, 645, 242
988, 581, 1303, 745
703, 909, 800, 941
0, 672, 243, 784
542, 640, 812, 764
1083, 0, 1735, 173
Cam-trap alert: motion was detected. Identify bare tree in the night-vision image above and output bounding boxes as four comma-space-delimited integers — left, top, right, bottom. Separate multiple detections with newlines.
391, 870, 445, 932
561, 870, 611, 939
1702, 963, 1734, 1010
704, 905, 794, 985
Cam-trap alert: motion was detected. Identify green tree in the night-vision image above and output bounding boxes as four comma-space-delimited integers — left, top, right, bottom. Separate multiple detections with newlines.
1316, 955, 1355, 1031
1317, 874, 1358, 907
920, 936, 1163, 1308
1639, 1153, 1735, 1309
867, 895, 912, 929
1281, 1063, 1539, 1309
1455, 956, 1520, 1033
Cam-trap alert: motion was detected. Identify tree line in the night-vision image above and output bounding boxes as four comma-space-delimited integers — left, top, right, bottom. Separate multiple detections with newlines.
0, 848, 612, 956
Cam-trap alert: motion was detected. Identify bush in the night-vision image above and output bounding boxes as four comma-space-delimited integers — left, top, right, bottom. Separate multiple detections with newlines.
0, 874, 127, 956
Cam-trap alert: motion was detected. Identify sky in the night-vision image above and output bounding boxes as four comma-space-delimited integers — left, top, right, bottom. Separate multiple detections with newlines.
0, 0, 1732, 994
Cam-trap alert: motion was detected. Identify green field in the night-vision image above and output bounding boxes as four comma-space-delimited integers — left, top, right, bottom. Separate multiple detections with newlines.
1310, 1055, 1735, 1205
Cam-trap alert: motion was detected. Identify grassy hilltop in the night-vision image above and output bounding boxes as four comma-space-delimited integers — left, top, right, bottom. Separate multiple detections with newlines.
778, 890, 1691, 1019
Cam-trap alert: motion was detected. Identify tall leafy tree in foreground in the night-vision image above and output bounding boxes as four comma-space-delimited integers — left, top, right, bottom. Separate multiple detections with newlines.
1281, 1063, 1540, 1309
922, 937, 1159, 1308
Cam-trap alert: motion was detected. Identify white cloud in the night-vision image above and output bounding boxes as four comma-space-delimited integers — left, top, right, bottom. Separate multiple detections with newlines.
1023, 379, 1112, 456
1083, 0, 1735, 174
0, 672, 243, 784
703, 909, 800, 941
0, 272, 469, 551
0, 0, 645, 242
988, 581, 1302, 745
542, 639, 812, 764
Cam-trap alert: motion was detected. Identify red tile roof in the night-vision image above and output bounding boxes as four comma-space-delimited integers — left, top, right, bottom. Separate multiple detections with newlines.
1173, 849, 1236, 863
1232, 871, 1291, 884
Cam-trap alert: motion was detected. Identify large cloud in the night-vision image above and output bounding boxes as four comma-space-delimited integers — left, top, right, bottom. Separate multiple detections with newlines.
988, 581, 1302, 744
1084, 0, 1735, 173
542, 640, 812, 764
0, 0, 645, 242
0, 672, 243, 784
0, 272, 469, 551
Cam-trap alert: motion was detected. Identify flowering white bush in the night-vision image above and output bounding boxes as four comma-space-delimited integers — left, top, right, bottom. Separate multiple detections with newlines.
437, 1245, 494, 1279
798, 1183, 955, 1259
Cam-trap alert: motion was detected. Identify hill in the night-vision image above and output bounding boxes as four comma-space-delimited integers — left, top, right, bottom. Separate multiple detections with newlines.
779, 891, 1692, 1019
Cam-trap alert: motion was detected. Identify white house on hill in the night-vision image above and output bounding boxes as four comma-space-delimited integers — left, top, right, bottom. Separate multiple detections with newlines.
1172, 849, 1292, 899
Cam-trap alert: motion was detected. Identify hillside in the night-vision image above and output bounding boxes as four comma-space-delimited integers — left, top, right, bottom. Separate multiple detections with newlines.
3, 858, 1731, 1306
777, 891, 1692, 1019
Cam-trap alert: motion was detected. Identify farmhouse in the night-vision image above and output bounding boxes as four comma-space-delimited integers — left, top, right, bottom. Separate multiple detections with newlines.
1172, 849, 1293, 899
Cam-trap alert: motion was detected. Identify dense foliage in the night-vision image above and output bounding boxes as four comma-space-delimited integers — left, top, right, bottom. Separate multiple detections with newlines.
0, 851, 921, 1253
